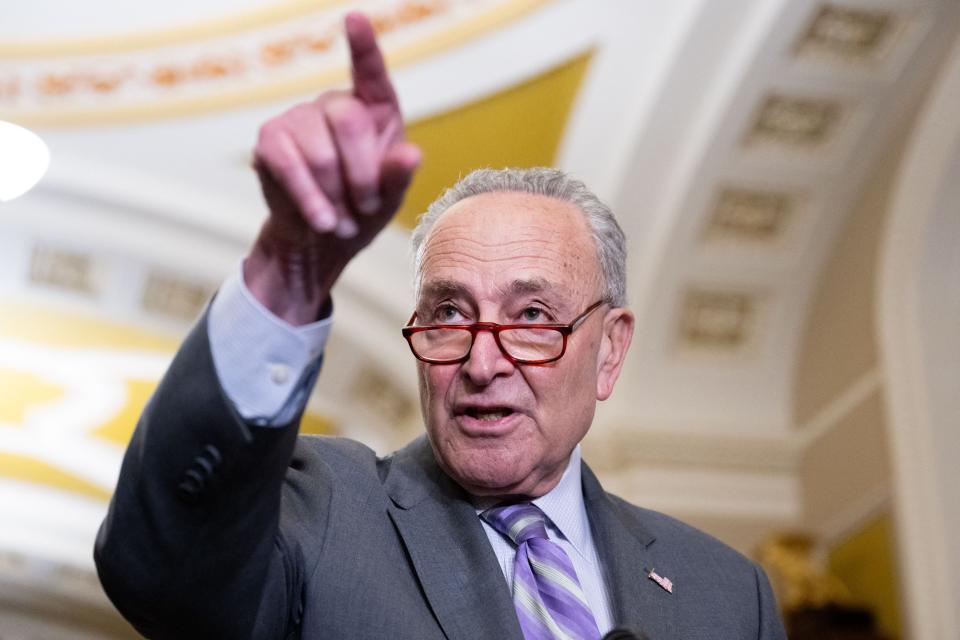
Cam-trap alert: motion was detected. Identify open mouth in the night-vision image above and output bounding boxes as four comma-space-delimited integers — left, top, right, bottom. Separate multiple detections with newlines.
463, 407, 515, 422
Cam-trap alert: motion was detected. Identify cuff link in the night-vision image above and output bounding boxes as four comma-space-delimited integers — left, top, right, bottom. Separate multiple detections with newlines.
268, 362, 291, 385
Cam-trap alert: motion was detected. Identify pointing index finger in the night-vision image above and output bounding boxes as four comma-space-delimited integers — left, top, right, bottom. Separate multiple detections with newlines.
345, 12, 398, 107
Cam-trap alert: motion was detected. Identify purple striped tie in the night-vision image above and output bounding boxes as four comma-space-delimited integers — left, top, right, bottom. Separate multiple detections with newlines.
482, 503, 601, 640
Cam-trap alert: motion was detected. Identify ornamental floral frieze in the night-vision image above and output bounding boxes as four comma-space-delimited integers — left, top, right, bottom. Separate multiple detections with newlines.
0, 0, 547, 127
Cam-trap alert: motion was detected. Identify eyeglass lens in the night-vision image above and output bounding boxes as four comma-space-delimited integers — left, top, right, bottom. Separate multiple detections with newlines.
409, 327, 564, 362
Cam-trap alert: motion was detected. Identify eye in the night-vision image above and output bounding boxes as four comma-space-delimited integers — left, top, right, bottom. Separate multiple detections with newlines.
434, 304, 465, 324
520, 306, 546, 323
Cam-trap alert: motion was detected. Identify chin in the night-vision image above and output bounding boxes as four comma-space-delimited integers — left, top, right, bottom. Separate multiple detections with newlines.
438, 446, 535, 498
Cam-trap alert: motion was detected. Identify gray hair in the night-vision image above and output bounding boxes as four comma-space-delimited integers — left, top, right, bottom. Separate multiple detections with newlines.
410, 167, 627, 307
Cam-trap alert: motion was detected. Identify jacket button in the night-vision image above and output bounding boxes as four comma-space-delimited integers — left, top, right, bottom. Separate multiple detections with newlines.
202, 444, 222, 467
177, 468, 206, 504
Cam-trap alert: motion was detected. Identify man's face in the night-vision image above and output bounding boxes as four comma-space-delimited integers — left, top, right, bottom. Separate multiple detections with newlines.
415, 191, 633, 499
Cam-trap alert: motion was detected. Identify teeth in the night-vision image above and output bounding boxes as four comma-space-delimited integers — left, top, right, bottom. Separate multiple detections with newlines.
471, 409, 509, 421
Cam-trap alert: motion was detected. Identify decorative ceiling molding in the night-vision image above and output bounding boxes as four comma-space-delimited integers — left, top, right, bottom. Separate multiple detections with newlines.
29, 245, 97, 296
0, 0, 552, 127
0, 0, 352, 57
704, 186, 796, 243
794, 3, 900, 64
18, 235, 219, 327
677, 288, 757, 351
601, 0, 960, 446
584, 426, 798, 474
596, 462, 799, 523
746, 93, 844, 147
140, 271, 215, 321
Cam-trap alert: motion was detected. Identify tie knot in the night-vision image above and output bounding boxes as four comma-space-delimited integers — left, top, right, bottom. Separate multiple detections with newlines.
481, 502, 549, 545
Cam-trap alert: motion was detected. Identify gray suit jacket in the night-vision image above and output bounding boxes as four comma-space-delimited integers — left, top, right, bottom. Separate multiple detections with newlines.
95, 319, 786, 640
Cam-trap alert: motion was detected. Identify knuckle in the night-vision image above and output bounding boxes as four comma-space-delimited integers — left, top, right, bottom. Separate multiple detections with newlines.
327, 99, 369, 137
307, 148, 338, 174
256, 119, 284, 145
270, 152, 296, 174
255, 144, 295, 176
312, 89, 348, 108
348, 168, 377, 189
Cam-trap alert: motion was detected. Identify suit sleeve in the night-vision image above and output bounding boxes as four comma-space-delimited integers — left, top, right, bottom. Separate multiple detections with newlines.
754, 563, 787, 640
207, 265, 331, 425
94, 314, 324, 639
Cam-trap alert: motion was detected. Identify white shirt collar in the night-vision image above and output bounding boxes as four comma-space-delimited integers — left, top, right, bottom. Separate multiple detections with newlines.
471, 446, 591, 557
531, 445, 591, 558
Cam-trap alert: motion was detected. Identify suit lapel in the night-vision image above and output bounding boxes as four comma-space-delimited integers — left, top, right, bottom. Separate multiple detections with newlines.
384, 437, 523, 640
582, 464, 678, 640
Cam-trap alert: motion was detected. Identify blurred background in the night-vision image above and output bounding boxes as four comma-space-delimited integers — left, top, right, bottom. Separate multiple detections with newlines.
1, 0, 958, 638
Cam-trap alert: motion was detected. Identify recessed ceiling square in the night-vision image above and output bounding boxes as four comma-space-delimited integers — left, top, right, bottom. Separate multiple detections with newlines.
796, 4, 897, 61
29, 245, 95, 295
141, 272, 213, 321
707, 187, 794, 242
748, 94, 842, 146
679, 289, 754, 349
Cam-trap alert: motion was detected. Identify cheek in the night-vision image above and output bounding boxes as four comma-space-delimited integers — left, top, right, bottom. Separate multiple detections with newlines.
533, 349, 599, 428
419, 363, 455, 419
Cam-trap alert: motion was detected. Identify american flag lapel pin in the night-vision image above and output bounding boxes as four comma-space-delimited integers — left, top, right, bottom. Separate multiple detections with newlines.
646, 567, 674, 594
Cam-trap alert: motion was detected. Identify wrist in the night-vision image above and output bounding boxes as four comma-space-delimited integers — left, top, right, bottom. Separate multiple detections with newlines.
244, 231, 343, 326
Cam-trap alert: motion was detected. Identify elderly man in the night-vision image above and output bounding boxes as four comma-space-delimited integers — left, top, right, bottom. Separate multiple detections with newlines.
95, 13, 785, 640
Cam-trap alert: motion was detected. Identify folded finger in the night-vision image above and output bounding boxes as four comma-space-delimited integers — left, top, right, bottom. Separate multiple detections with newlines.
255, 124, 338, 232
325, 95, 381, 215
379, 142, 421, 215
282, 103, 358, 230
291, 130, 361, 238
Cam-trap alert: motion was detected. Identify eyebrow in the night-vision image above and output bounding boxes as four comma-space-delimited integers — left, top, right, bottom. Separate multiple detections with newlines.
419, 277, 558, 301
419, 279, 467, 300
506, 277, 555, 296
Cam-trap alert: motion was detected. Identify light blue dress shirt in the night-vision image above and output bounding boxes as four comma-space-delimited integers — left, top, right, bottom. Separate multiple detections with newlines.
477, 446, 615, 633
207, 265, 615, 633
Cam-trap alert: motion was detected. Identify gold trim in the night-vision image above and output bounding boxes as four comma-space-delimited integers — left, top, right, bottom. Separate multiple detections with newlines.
0, 452, 111, 501
0, 0, 349, 58
2, 0, 551, 128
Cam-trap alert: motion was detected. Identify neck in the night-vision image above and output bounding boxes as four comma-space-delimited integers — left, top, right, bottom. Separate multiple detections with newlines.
465, 447, 581, 507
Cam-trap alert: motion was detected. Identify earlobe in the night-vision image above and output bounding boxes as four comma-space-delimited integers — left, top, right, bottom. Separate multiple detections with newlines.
595, 309, 635, 401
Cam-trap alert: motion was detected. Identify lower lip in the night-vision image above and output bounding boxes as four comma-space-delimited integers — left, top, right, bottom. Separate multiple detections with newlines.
456, 411, 521, 436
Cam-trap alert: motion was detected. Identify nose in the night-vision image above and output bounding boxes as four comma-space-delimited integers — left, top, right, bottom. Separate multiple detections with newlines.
460, 328, 515, 386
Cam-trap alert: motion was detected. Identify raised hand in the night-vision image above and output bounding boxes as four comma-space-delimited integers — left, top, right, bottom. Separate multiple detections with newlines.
246, 12, 421, 325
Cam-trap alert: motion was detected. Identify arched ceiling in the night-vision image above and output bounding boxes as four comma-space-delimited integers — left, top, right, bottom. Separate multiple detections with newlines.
2, 1, 959, 635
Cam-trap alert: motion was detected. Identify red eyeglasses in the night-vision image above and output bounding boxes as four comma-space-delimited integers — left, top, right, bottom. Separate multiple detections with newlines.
402, 300, 605, 365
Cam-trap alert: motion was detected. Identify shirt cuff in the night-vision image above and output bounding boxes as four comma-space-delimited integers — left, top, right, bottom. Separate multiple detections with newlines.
207, 263, 332, 425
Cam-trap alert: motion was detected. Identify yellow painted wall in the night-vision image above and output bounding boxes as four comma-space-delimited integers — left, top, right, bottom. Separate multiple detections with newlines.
395, 52, 593, 229
829, 512, 903, 638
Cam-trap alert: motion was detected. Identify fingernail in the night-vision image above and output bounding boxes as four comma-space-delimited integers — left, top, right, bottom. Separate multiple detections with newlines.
335, 217, 359, 238
307, 203, 336, 231
359, 195, 380, 215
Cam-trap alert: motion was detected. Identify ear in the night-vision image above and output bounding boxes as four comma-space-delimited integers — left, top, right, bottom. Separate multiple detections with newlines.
595, 307, 635, 401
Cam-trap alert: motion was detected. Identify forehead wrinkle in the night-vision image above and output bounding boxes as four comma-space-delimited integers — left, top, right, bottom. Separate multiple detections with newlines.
422, 237, 569, 269
419, 277, 558, 301
417, 197, 600, 305
427, 234, 561, 254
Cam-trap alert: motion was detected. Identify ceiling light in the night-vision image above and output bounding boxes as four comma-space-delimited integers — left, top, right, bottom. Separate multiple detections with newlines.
0, 120, 50, 202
